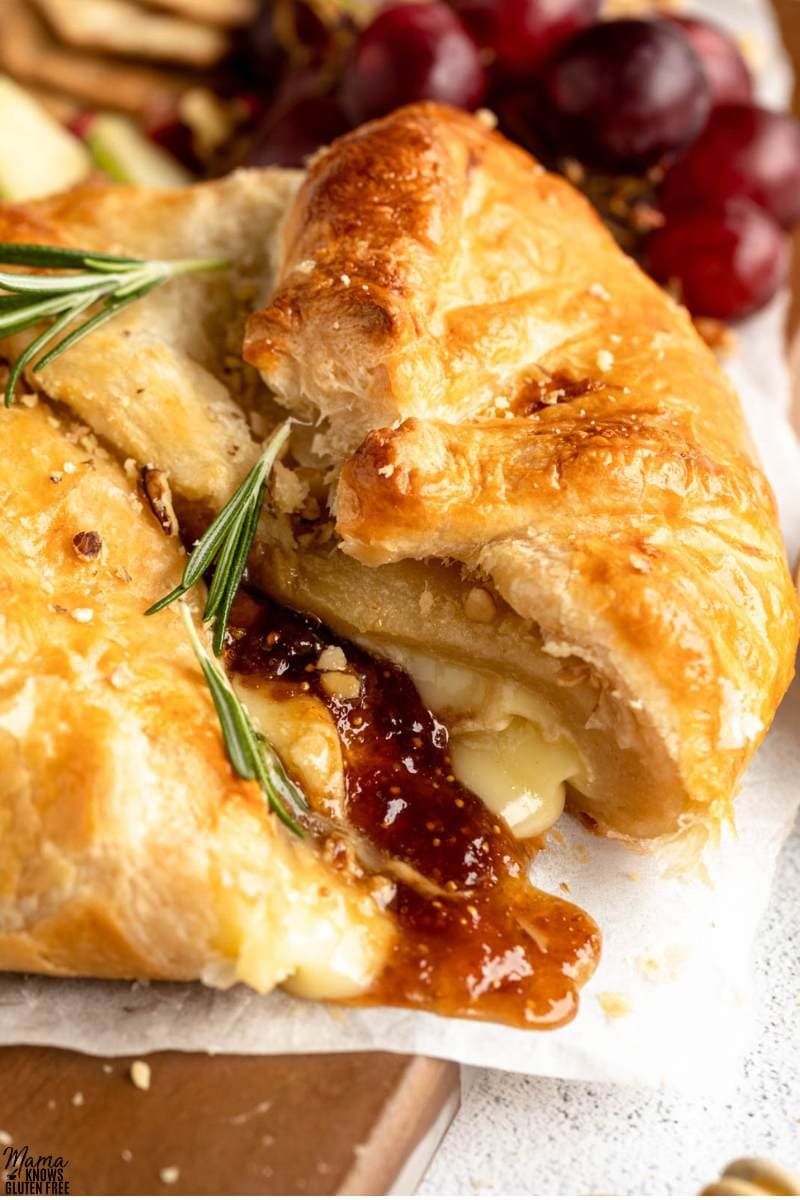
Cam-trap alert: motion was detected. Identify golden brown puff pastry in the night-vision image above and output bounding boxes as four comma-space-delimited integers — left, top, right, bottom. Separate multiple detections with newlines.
0, 400, 391, 992
245, 103, 799, 853
0, 168, 606, 1018
0, 169, 301, 506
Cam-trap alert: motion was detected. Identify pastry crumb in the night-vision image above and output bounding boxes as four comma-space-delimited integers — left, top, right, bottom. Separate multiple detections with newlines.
71, 608, 94, 624
71, 1092, 84, 1107
121, 1149, 133, 1163
109, 664, 133, 690
377, 463, 395, 478
0, 1131, 12, 1146
596, 349, 614, 373
635, 944, 687, 984
102, 1064, 113, 1075
159, 1166, 180, 1185
130, 1060, 151, 1091
588, 282, 611, 301
63, 461, 77, 475
463, 586, 496, 623
597, 991, 633, 1019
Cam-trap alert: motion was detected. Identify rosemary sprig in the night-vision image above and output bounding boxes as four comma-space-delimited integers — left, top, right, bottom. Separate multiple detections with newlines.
0, 243, 227, 406
180, 602, 309, 836
146, 419, 292, 655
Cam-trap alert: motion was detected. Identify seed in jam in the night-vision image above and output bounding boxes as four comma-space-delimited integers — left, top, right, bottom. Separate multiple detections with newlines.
227, 591, 600, 1028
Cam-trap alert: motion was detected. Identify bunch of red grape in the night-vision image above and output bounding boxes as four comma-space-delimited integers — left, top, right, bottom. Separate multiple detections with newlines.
240, 0, 800, 322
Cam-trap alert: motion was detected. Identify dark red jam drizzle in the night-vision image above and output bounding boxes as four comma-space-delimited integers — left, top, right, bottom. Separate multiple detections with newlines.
228, 591, 600, 1029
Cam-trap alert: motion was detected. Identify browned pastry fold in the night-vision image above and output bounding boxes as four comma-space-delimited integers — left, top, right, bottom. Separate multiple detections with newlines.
246, 103, 800, 852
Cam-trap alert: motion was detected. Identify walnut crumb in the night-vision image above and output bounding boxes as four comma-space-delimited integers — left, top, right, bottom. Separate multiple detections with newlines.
72, 530, 102, 561
320, 672, 361, 700
316, 645, 348, 672
130, 1060, 151, 1091
141, 467, 179, 537
463, 587, 496, 623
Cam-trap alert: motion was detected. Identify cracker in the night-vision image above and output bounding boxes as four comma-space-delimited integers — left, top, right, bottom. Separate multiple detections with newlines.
31, 0, 230, 68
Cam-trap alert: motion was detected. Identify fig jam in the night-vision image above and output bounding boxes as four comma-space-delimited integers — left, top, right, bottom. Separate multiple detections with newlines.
228, 592, 600, 1029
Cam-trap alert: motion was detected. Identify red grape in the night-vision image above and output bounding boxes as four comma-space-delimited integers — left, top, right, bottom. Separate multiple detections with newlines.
645, 199, 788, 320
666, 17, 752, 108
340, 2, 487, 126
540, 18, 711, 170
452, 0, 599, 78
661, 104, 800, 230
246, 95, 350, 168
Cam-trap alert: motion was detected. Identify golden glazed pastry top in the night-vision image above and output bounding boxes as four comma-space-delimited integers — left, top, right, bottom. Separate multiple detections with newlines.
246, 103, 799, 848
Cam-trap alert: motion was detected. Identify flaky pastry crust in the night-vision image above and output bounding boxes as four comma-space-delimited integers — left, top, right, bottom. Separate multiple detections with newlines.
247, 104, 799, 848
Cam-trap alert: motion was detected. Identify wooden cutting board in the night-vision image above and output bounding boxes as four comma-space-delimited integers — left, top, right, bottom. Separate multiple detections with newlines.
2, 5, 799, 1195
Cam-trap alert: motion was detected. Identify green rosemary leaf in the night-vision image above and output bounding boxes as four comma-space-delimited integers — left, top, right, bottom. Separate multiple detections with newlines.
143, 584, 185, 617
147, 420, 292, 652
179, 602, 307, 835
0, 268, 129, 295
0, 292, 79, 336
0, 243, 142, 269
209, 490, 265, 657
4, 288, 104, 406
203, 505, 249, 620
199, 658, 256, 782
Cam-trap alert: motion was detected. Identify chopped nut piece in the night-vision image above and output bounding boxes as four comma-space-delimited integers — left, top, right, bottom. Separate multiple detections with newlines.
72, 530, 102, 561
140, 467, 179, 537
463, 586, 496, 623
130, 1060, 151, 1091
320, 671, 361, 700
316, 645, 348, 672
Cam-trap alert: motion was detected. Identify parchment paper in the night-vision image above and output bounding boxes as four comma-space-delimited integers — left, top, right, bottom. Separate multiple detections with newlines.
1, 0, 797, 1091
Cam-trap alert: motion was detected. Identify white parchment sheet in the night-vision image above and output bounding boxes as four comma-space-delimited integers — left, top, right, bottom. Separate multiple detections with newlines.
0, 0, 797, 1090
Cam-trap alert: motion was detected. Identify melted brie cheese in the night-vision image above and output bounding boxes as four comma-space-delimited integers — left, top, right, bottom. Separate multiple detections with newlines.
358, 640, 582, 839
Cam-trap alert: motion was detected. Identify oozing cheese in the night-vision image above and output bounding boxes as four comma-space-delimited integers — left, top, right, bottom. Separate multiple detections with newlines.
357, 642, 582, 839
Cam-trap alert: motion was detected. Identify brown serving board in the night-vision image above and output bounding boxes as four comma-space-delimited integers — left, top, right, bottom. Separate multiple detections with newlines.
0, 1048, 458, 1195
3, 4, 800, 1195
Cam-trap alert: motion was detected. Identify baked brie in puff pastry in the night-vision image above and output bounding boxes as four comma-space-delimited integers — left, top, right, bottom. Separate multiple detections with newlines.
0, 103, 795, 1025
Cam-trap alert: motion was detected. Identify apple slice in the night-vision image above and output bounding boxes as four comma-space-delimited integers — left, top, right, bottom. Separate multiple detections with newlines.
82, 112, 192, 187
0, 75, 91, 201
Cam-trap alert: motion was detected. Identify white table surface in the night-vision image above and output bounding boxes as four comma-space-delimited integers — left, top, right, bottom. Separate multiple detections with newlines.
420, 807, 800, 1196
